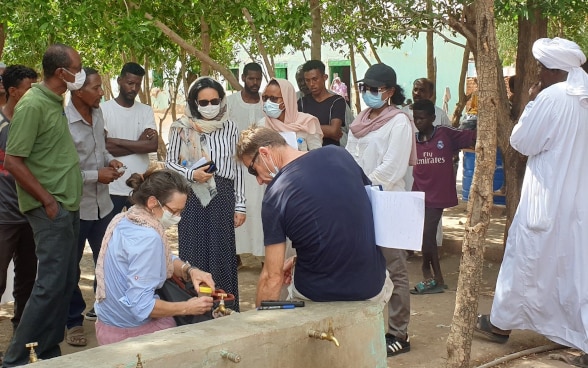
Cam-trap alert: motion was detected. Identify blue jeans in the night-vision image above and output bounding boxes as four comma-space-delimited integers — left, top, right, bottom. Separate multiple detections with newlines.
2, 205, 79, 367
67, 211, 114, 329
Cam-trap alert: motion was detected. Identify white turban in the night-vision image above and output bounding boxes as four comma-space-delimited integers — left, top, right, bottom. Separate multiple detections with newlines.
532, 37, 588, 107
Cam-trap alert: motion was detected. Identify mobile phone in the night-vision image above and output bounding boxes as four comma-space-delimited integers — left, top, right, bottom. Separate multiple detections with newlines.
260, 300, 305, 307
206, 162, 217, 173
197, 160, 217, 173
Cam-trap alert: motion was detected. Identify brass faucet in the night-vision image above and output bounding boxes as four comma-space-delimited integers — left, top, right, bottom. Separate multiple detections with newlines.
307, 322, 340, 347
213, 293, 235, 318
26, 342, 40, 363
135, 353, 144, 368
220, 350, 242, 363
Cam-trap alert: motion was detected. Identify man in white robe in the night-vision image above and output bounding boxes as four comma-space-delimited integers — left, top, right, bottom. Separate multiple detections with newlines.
475, 37, 588, 365
226, 62, 265, 258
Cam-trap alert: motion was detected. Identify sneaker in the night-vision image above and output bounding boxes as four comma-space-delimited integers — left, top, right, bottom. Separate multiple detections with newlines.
84, 308, 97, 321
386, 333, 410, 357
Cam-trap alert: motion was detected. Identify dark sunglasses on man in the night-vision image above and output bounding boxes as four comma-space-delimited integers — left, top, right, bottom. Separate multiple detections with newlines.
248, 151, 260, 177
197, 98, 221, 107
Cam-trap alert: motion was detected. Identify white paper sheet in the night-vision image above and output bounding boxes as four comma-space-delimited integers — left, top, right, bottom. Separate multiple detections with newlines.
279, 131, 298, 149
365, 186, 425, 251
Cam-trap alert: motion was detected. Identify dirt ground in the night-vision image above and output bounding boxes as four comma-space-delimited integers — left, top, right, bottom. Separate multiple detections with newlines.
0, 112, 581, 366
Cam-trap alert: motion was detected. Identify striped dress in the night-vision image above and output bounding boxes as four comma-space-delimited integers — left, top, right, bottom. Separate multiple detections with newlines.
166, 120, 245, 311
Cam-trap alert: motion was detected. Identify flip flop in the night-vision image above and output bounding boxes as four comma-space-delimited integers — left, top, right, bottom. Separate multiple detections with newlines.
66, 326, 87, 347
474, 314, 510, 343
410, 279, 445, 294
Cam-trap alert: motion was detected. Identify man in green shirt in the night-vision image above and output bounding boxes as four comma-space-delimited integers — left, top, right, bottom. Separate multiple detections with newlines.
3, 44, 83, 366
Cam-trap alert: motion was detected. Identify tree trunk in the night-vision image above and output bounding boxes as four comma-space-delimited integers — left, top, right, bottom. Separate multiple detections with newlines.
310, 0, 321, 60
445, 1, 499, 366
200, 17, 211, 76
366, 38, 382, 64
426, 0, 436, 102
451, 42, 472, 127
242, 8, 275, 78
499, 5, 547, 245
141, 56, 151, 106
349, 43, 361, 115
0, 23, 5, 60
103, 72, 114, 101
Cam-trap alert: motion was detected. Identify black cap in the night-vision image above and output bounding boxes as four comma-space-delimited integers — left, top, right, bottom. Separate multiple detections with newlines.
358, 63, 397, 88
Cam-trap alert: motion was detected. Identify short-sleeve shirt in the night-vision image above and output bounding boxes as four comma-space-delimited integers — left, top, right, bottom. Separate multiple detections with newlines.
298, 94, 346, 146
100, 99, 156, 196
0, 111, 27, 223
412, 126, 475, 208
262, 146, 386, 301
6, 83, 82, 212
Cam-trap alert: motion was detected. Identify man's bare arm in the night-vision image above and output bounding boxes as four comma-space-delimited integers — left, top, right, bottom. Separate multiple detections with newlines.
320, 118, 343, 140
256, 242, 287, 306
4, 154, 59, 219
106, 128, 158, 157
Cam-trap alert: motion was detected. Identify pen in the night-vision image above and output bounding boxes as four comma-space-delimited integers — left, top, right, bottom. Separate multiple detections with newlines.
257, 305, 296, 310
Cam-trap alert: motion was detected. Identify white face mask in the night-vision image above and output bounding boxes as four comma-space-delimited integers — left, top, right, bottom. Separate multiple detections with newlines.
62, 68, 86, 91
261, 154, 280, 178
157, 200, 182, 229
263, 100, 284, 119
198, 104, 221, 119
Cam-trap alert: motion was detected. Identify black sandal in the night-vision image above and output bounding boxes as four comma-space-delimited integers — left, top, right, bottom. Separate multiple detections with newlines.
474, 314, 510, 343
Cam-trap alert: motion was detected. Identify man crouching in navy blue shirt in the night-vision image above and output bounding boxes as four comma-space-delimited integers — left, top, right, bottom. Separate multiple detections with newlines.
236, 126, 392, 308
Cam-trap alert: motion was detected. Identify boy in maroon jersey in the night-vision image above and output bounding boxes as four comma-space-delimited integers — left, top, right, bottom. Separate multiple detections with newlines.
410, 99, 475, 294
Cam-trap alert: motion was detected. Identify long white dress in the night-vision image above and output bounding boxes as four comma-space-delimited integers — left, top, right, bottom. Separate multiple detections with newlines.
226, 92, 266, 256
490, 81, 588, 352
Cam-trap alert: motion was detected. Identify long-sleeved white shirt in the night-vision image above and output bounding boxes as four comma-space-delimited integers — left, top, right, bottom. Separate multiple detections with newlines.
346, 114, 413, 192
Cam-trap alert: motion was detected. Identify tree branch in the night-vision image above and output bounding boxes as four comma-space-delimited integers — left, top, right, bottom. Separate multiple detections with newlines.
128, 2, 242, 90
242, 8, 275, 78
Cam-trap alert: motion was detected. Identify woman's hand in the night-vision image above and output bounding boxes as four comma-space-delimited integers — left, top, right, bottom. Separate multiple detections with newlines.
189, 267, 215, 291
185, 296, 214, 315
192, 166, 214, 183
234, 212, 246, 228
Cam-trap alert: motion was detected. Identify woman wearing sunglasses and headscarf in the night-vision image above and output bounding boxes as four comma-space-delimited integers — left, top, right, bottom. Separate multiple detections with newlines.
259, 78, 322, 151
166, 77, 245, 312
345, 63, 417, 357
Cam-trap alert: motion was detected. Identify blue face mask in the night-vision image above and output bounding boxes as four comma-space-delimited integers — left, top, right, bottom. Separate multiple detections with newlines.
263, 100, 284, 118
362, 91, 386, 109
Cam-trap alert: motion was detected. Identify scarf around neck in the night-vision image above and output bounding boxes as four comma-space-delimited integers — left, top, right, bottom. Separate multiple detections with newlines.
263, 78, 323, 136
95, 205, 173, 302
350, 105, 418, 165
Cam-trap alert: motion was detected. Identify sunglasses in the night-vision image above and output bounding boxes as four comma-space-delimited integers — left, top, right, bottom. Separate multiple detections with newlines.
358, 83, 387, 96
248, 150, 260, 177
197, 98, 221, 107
261, 95, 282, 103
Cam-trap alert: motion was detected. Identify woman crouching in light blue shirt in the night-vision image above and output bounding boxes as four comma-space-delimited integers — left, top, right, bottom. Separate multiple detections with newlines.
94, 168, 215, 345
